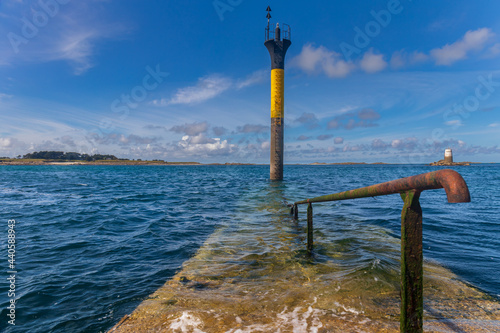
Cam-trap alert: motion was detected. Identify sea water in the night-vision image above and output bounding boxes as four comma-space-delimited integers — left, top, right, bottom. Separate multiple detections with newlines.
0, 164, 498, 332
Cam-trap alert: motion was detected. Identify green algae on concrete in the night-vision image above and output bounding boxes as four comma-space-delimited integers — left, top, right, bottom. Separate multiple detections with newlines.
110, 184, 498, 332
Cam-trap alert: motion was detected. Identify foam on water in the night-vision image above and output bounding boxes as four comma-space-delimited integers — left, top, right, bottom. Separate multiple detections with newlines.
276, 305, 326, 333
169, 312, 205, 333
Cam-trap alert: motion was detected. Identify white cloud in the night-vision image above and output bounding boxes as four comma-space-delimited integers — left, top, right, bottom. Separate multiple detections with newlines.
297, 135, 310, 141
150, 98, 168, 106
291, 28, 495, 78
390, 51, 406, 70
411, 51, 429, 64
236, 69, 268, 89
292, 46, 388, 76
391, 139, 402, 149
390, 50, 429, 69
170, 122, 209, 136
1, 1, 127, 74
87, 133, 157, 146
389, 28, 494, 69
157, 70, 268, 106
334, 137, 344, 144
487, 43, 500, 58
360, 49, 387, 73
294, 112, 319, 129
177, 135, 237, 156
327, 108, 381, 130
58, 135, 77, 148
0, 138, 13, 148
445, 119, 463, 127
489, 123, 499, 127
260, 141, 270, 150
236, 124, 268, 134
168, 75, 232, 105
291, 44, 355, 78
49, 30, 99, 75
0, 137, 27, 153
430, 28, 495, 65
0, 93, 13, 100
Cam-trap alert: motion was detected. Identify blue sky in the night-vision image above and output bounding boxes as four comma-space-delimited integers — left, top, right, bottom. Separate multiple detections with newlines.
0, 0, 499, 163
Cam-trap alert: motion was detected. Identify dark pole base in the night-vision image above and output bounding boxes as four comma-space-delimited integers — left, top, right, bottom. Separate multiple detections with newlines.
270, 117, 284, 181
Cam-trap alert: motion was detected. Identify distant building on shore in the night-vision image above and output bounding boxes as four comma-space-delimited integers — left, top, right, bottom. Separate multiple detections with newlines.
430, 148, 470, 166
444, 148, 453, 164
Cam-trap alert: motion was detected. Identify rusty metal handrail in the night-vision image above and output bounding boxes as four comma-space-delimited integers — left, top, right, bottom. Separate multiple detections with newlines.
291, 169, 471, 333
294, 169, 470, 205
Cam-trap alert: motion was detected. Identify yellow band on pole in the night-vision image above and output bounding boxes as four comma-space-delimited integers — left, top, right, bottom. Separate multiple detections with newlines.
271, 69, 284, 118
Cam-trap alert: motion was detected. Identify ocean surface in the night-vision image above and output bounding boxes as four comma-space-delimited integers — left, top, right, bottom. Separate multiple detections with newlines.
0, 164, 499, 332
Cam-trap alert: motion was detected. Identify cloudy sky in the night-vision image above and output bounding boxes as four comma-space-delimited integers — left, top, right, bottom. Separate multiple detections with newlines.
0, 0, 499, 163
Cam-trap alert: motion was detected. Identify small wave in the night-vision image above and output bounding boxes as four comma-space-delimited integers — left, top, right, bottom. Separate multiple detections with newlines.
333, 301, 362, 316
276, 305, 326, 333
169, 312, 205, 333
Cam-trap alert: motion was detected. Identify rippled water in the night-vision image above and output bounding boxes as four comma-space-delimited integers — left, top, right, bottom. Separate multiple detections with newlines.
0, 165, 499, 332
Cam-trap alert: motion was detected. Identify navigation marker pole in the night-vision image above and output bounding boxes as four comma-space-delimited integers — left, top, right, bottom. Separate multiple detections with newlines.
265, 6, 291, 181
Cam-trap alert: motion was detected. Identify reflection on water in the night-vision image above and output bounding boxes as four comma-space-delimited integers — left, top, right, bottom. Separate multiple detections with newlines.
112, 181, 500, 332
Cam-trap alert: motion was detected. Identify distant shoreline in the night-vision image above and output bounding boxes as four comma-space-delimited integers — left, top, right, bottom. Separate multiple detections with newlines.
0, 160, 257, 166
309, 162, 390, 165
0, 159, 495, 166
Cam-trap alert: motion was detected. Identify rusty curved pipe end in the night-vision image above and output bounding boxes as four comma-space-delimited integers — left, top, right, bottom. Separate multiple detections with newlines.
434, 169, 471, 203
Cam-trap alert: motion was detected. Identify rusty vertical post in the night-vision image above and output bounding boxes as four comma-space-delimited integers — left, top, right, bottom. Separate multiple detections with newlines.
307, 203, 313, 253
294, 203, 298, 219
400, 190, 423, 333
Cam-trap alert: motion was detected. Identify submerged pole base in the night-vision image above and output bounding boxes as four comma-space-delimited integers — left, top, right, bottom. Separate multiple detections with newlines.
270, 117, 284, 181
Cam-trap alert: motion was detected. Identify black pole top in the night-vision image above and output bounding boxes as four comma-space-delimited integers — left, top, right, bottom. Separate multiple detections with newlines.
264, 7, 291, 68
275, 23, 281, 41
265, 6, 291, 42
266, 6, 271, 29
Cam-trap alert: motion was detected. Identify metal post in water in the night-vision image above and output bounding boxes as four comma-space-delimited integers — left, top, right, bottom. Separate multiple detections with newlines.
400, 190, 423, 333
294, 203, 298, 219
264, 7, 291, 181
307, 203, 313, 253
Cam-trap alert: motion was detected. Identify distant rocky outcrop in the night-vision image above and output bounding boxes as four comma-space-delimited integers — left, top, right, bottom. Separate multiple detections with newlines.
310, 162, 389, 165
429, 159, 471, 166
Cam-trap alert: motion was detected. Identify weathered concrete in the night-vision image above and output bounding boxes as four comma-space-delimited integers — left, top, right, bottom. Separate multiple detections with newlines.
110, 217, 500, 332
